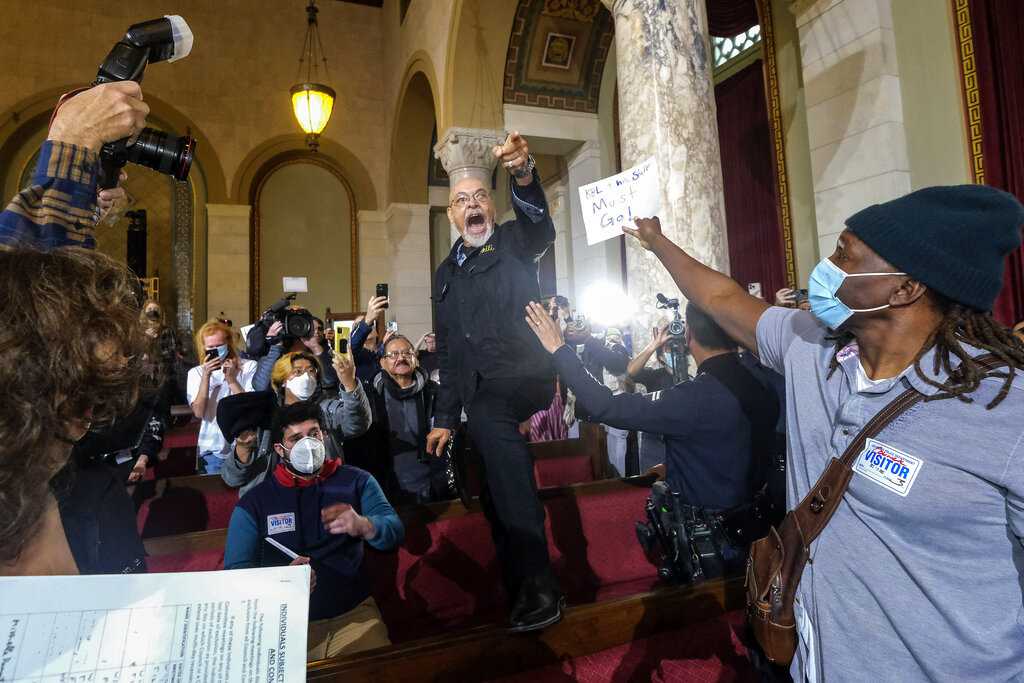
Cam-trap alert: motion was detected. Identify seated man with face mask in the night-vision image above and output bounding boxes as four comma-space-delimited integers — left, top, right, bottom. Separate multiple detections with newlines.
219, 350, 371, 496
224, 401, 403, 661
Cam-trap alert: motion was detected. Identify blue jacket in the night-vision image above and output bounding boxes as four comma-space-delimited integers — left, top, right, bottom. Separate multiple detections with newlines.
224, 463, 403, 620
552, 347, 779, 510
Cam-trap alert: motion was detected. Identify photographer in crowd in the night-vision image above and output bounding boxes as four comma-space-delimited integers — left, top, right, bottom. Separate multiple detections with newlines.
0, 82, 146, 250
250, 307, 339, 394
224, 401, 404, 660
627, 323, 677, 394
187, 320, 257, 475
526, 300, 779, 579
623, 184, 1024, 681
220, 349, 370, 496
1, 248, 147, 576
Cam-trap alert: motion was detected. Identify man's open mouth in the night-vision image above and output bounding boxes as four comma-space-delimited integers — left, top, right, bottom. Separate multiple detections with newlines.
466, 212, 486, 232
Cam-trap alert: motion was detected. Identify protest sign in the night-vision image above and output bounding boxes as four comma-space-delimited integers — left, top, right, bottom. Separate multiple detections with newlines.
578, 157, 661, 246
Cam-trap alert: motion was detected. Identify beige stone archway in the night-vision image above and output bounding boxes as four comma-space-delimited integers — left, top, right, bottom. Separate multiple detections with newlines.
231, 134, 378, 211
388, 57, 441, 205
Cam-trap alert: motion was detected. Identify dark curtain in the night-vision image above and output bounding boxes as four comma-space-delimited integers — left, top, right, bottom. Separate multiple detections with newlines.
969, 0, 1024, 325
707, 0, 759, 37
715, 60, 787, 302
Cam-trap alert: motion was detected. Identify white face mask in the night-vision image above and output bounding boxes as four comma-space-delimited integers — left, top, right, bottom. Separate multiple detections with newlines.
285, 372, 317, 400
285, 436, 326, 475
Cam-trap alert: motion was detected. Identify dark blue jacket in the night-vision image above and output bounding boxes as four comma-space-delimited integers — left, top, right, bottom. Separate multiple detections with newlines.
224, 464, 403, 620
552, 347, 779, 510
433, 172, 556, 429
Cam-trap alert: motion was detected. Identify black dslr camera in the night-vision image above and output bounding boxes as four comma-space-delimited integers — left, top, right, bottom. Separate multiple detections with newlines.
261, 294, 315, 342
91, 16, 196, 189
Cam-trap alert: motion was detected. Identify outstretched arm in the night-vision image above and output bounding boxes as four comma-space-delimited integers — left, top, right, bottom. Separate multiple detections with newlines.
624, 217, 768, 352
525, 303, 697, 436
498, 133, 555, 260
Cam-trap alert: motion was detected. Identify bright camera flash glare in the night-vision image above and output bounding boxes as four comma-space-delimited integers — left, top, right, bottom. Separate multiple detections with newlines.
579, 282, 635, 326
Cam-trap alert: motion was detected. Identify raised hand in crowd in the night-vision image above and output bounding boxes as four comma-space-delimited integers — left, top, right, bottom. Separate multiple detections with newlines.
265, 320, 284, 340
365, 295, 389, 321
492, 131, 532, 186
302, 332, 324, 355
621, 215, 664, 251
525, 301, 566, 354
651, 324, 672, 350
289, 555, 317, 594
321, 503, 376, 540
331, 350, 357, 392
48, 81, 150, 152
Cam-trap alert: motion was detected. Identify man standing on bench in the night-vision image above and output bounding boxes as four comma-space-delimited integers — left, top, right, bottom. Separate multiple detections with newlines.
425, 132, 563, 632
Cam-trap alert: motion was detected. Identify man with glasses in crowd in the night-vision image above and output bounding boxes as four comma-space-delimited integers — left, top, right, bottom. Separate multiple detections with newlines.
357, 334, 446, 503
425, 132, 562, 632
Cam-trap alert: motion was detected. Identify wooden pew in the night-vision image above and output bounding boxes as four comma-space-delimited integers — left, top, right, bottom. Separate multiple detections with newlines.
143, 475, 658, 557
306, 577, 746, 682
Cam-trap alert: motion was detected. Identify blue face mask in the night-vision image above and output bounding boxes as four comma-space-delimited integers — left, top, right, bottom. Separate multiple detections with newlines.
807, 258, 907, 330
214, 344, 229, 360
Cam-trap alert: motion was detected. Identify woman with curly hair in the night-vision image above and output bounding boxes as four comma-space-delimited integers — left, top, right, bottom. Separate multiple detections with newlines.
0, 247, 147, 575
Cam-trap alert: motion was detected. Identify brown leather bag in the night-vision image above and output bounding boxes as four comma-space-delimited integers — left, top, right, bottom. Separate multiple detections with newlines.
746, 354, 1005, 665
744, 385, 922, 664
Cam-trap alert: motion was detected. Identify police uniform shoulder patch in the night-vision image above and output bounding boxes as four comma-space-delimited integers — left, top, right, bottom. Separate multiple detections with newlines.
854, 438, 924, 497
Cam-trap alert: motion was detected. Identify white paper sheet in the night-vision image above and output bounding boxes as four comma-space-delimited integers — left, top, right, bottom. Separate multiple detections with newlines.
578, 156, 662, 246
0, 566, 310, 682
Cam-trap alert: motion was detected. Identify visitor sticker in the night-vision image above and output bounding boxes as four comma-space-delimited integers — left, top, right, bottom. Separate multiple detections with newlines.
578, 157, 661, 245
854, 438, 924, 497
267, 512, 296, 535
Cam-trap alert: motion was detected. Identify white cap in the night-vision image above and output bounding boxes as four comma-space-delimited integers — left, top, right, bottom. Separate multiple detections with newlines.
164, 15, 194, 62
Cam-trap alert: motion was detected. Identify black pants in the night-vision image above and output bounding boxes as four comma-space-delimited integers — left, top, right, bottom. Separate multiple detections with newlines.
466, 376, 555, 598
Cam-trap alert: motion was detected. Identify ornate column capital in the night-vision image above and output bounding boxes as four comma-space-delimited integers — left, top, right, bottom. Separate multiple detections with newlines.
433, 127, 503, 186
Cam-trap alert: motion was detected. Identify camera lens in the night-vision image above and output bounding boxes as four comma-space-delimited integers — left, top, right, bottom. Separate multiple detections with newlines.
124, 128, 195, 181
285, 311, 314, 339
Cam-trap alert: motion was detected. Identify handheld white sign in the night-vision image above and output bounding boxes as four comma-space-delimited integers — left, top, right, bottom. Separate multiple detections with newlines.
578, 157, 661, 246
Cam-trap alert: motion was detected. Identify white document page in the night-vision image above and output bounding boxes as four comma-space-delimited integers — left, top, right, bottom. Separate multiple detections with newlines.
0, 566, 310, 682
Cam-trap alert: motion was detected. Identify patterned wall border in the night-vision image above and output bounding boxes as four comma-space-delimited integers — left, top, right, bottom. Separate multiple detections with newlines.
502, 0, 614, 113
952, 0, 985, 184
756, 0, 798, 288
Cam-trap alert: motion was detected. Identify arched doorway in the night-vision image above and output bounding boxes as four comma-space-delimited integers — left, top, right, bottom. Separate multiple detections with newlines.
251, 156, 358, 321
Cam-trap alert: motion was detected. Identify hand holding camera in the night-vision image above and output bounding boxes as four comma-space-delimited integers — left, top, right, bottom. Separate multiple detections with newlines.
48, 81, 150, 153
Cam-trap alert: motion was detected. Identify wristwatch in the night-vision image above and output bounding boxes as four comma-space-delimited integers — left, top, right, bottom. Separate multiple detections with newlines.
511, 154, 535, 180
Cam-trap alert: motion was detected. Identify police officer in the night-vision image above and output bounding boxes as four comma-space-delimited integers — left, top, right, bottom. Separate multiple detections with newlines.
526, 301, 780, 574
425, 132, 562, 632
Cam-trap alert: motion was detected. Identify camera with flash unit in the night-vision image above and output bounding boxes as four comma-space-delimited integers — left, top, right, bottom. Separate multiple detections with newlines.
58, 16, 198, 189
260, 294, 315, 342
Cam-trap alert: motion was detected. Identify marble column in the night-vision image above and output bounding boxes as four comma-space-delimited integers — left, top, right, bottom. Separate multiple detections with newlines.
603, 0, 729, 345
433, 127, 503, 244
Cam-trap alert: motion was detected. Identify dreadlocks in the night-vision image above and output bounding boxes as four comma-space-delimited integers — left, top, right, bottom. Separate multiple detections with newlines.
829, 296, 1024, 409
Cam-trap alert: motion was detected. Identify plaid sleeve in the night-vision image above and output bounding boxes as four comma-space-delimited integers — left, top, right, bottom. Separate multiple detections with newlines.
0, 141, 100, 250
